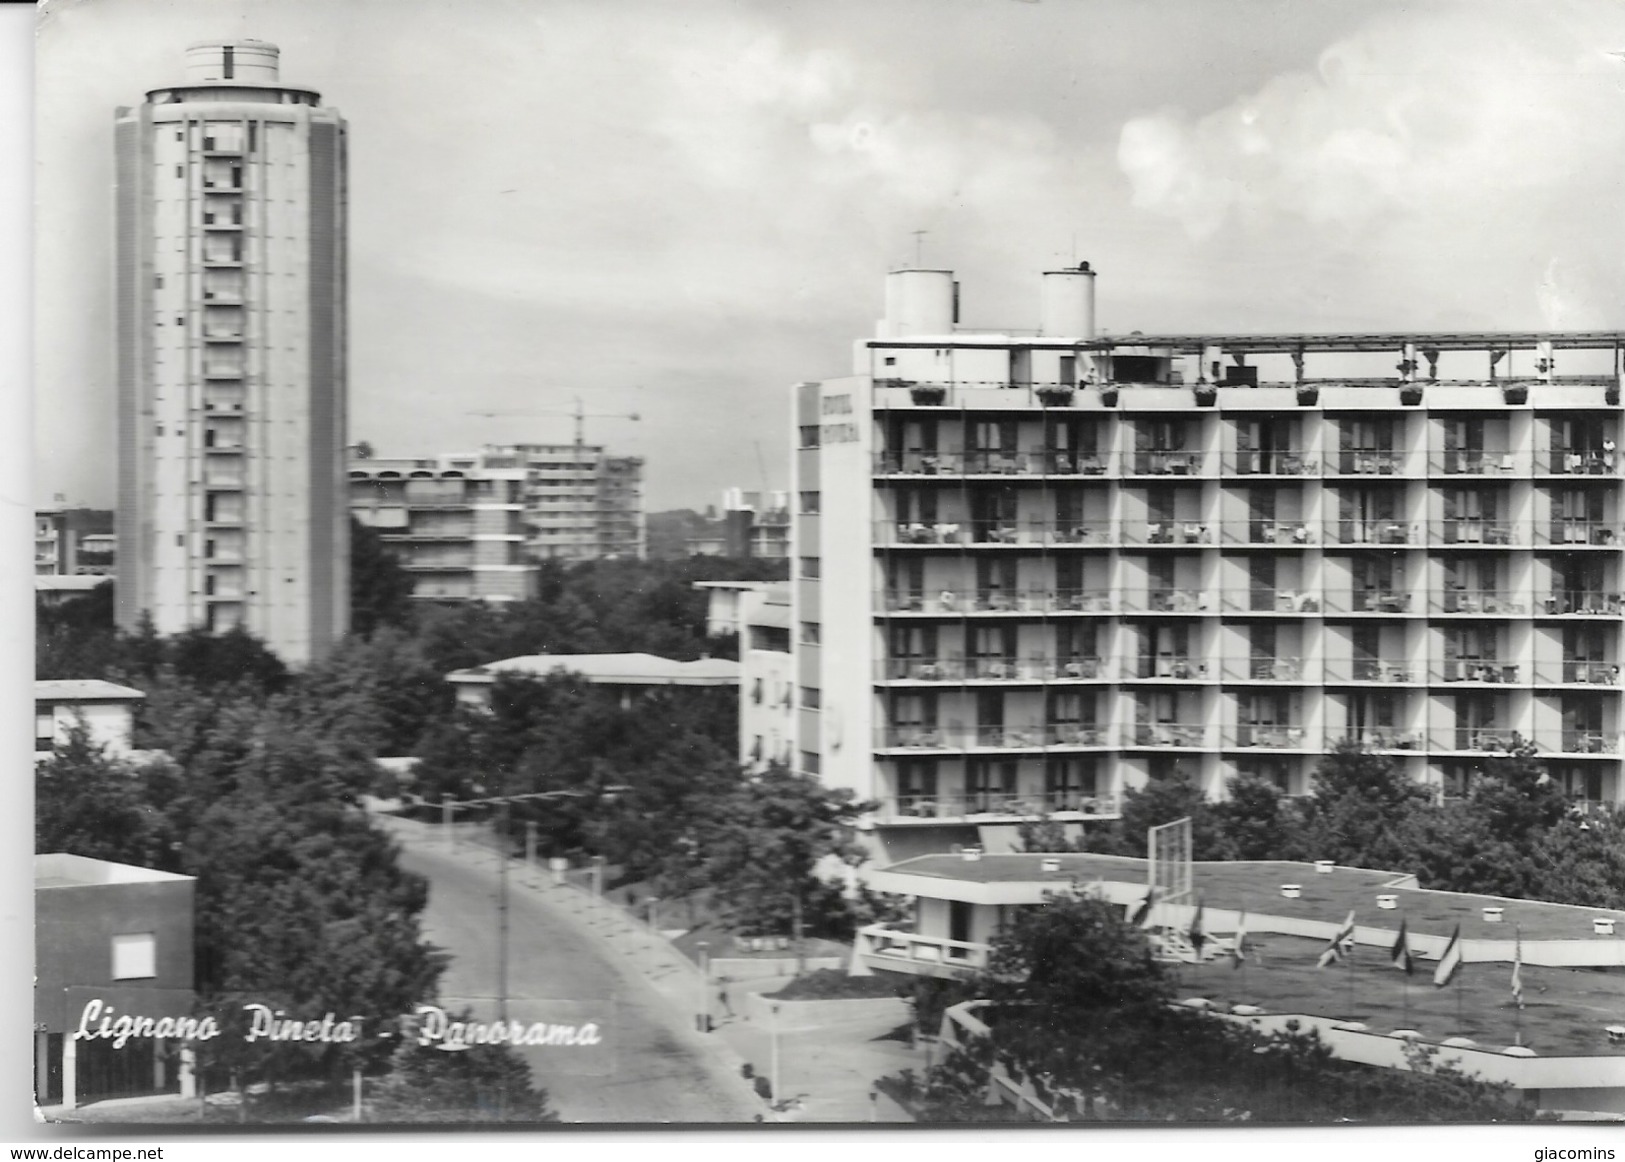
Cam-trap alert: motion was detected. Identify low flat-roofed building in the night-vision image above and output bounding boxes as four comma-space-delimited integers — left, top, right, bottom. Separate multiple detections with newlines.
857, 851, 1625, 1116
35, 854, 197, 1110
35, 679, 146, 761
35, 575, 109, 608
448, 652, 740, 711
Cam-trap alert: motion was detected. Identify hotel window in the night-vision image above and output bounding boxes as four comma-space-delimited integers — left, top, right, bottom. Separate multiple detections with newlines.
801, 687, 821, 709
799, 425, 820, 449
111, 933, 157, 980
799, 491, 820, 514
799, 622, 820, 645
800, 750, 821, 775
800, 557, 821, 579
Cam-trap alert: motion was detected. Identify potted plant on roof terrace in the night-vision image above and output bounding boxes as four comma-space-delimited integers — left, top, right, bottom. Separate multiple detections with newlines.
1035, 384, 1075, 407
910, 383, 948, 406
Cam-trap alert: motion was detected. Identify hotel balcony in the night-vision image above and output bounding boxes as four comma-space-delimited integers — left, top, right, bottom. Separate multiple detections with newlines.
1221, 521, 1316, 547
1428, 589, 1528, 615
1323, 658, 1418, 683
1128, 722, 1211, 748
1534, 452, 1622, 477
1221, 656, 1306, 682
1222, 725, 1311, 750
1129, 655, 1210, 680
1533, 521, 1623, 547
1122, 588, 1211, 614
1535, 661, 1621, 687
1556, 731, 1621, 756
1443, 728, 1523, 753
1126, 451, 1211, 478
875, 724, 1111, 753
1429, 520, 1519, 546
1433, 660, 1522, 684
879, 792, 1123, 823
875, 655, 1109, 683
1324, 451, 1415, 478
1428, 451, 1526, 477
1323, 520, 1423, 547
1219, 588, 1323, 614
853, 924, 988, 979
874, 519, 1115, 548
1334, 728, 1426, 752
1536, 591, 1624, 616
877, 587, 1117, 615
872, 450, 1114, 478
1320, 590, 1414, 614
1121, 521, 1213, 547
1221, 451, 1318, 477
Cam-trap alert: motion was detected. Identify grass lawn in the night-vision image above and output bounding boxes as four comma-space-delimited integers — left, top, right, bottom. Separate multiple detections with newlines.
1175, 934, 1625, 1058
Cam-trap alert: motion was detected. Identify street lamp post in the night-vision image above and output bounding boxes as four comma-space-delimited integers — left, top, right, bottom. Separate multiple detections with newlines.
696, 940, 710, 1032
647, 896, 660, 958
769, 1002, 782, 1103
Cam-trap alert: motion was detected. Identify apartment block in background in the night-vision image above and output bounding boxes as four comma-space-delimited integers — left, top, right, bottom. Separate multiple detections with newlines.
349, 453, 536, 603
722, 488, 792, 559
114, 41, 348, 663
696, 580, 795, 771
795, 265, 1625, 863
485, 444, 645, 561
36, 507, 115, 576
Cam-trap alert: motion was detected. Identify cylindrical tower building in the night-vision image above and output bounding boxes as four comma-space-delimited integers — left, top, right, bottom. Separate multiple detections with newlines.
115, 41, 348, 664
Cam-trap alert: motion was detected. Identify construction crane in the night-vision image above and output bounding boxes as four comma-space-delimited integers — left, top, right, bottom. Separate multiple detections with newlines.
467, 395, 640, 452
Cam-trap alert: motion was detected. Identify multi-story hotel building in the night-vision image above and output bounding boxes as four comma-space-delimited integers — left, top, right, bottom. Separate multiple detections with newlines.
482, 444, 645, 561
796, 267, 1625, 862
348, 452, 536, 603
115, 41, 348, 663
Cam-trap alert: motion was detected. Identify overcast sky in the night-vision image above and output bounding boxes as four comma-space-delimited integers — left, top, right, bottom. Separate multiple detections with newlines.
33, 0, 1625, 511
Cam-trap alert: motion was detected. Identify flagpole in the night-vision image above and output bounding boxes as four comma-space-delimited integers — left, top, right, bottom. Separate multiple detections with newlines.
1401, 913, 1409, 1029
1514, 925, 1523, 1047
1347, 917, 1355, 1018
1455, 950, 1464, 1030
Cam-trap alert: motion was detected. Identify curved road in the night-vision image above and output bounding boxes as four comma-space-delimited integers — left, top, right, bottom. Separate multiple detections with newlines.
387, 821, 760, 1123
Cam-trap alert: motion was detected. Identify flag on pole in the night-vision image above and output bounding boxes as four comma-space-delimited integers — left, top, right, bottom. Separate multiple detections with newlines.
1231, 910, 1250, 969
1433, 923, 1463, 988
1511, 930, 1524, 1008
1131, 888, 1156, 929
1318, 910, 1357, 968
1390, 916, 1413, 975
1188, 897, 1207, 959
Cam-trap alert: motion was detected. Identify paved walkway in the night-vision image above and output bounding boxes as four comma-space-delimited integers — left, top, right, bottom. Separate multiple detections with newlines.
400, 819, 919, 1122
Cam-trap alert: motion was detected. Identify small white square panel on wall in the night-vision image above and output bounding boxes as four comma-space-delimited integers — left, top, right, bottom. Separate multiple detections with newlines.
111, 932, 157, 980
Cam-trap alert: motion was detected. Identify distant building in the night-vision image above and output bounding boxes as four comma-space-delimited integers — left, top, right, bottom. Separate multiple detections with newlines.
35, 576, 109, 609
34, 680, 146, 760
114, 40, 349, 664
349, 453, 537, 603
447, 652, 739, 711
35, 853, 197, 1109
35, 507, 114, 576
696, 581, 794, 771
722, 488, 791, 559
482, 444, 645, 561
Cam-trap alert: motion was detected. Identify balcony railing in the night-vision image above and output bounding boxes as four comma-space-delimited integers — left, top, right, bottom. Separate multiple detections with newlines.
880, 793, 1122, 821
876, 724, 1111, 751
877, 588, 1117, 614
1219, 588, 1323, 613
1124, 588, 1211, 613
1320, 590, 1414, 614
1559, 731, 1619, 755
1222, 521, 1315, 547
1429, 590, 1527, 614
1337, 728, 1425, 751
877, 655, 1110, 682
872, 450, 1116, 477
1223, 451, 1317, 477
1224, 725, 1309, 749
1434, 661, 1520, 684
1325, 520, 1422, 547
1128, 723, 1211, 747
1537, 592, 1625, 616
1534, 452, 1621, 477
1323, 658, 1416, 683
1535, 521, 1622, 547
1131, 655, 1208, 680
1325, 452, 1407, 476
1222, 657, 1306, 682
875, 520, 1118, 547
853, 925, 989, 975
1126, 451, 1209, 477
1121, 521, 1213, 547
1449, 728, 1520, 752
1428, 452, 1524, 476
1431, 520, 1519, 546
1547, 661, 1621, 685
